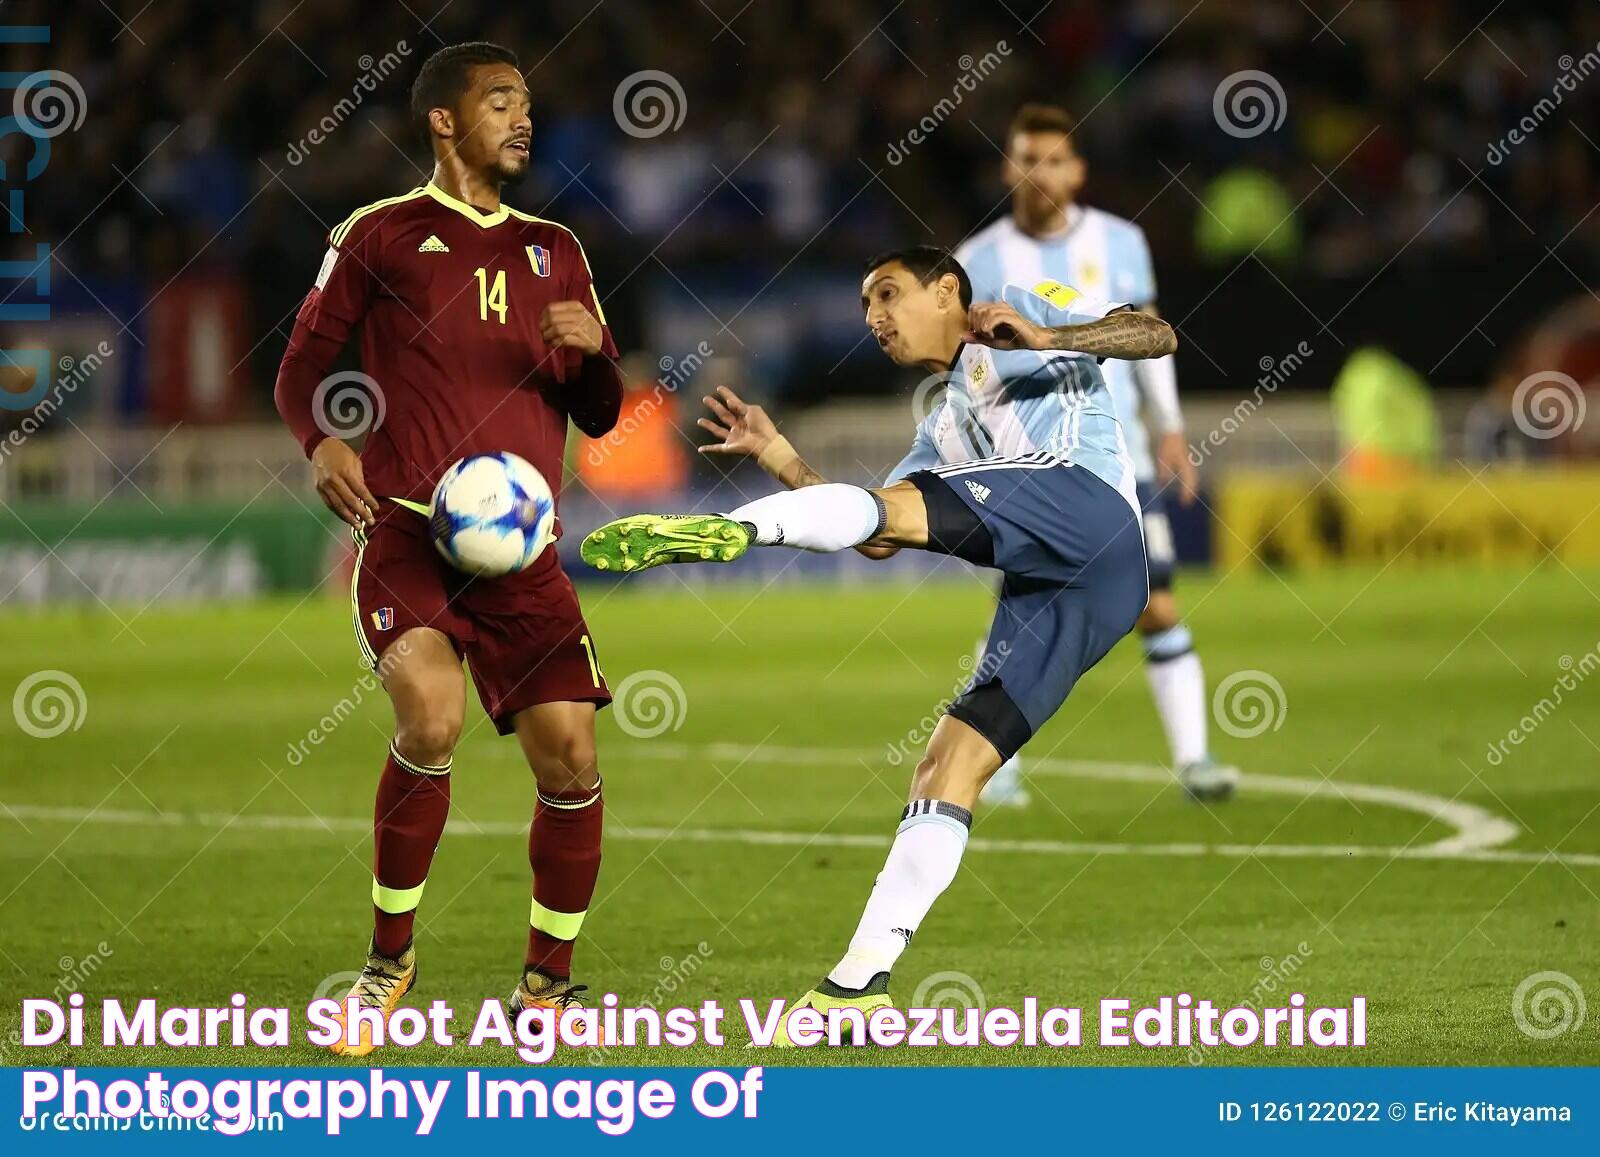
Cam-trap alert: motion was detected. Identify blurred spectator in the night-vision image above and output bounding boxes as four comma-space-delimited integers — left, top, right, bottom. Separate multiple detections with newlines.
1332, 347, 1438, 479
1466, 295, 1600, 463
1195, 166, 1300, 265
573, 354, 692, 498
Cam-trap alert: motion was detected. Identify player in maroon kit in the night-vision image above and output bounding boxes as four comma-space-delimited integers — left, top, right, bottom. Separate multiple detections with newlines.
273, 42, 623, 1056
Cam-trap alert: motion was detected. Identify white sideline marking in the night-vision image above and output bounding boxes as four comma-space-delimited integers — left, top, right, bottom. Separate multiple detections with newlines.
3, 746, 1594, 867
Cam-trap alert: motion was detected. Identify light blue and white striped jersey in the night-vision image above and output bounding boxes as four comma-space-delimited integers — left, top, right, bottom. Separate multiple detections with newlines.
957, 207, 1158, 479
885, 281, 1139, 513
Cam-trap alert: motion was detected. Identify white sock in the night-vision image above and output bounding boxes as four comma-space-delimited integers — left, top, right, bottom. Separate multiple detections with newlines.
727, 484, 883, 551
827, 801, 971, 990
1142, 626, 1209, 767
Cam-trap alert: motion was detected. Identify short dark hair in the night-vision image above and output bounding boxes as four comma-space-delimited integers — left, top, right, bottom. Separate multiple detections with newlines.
1008, 102, 1076, 140
862, 245, 972, 309
410, 42, 520, 133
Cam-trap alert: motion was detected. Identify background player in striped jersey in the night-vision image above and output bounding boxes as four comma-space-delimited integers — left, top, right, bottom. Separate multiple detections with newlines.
580, 247, 1171, 1030
958, 104, 1239, 805
273, 42, 623, 1053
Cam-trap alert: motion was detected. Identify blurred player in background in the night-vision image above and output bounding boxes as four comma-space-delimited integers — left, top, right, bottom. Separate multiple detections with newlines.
582, 248, 1172, 1032
273, 42, 622, 1053
957, 104, 1238, 805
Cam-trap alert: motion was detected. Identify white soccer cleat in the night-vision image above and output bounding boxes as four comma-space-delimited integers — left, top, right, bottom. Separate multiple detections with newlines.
1180, 756, 1240, 803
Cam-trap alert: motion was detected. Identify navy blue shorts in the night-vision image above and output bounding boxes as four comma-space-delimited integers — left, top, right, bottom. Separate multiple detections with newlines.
1135, 479, 1176, 592
907, 456, 1148, 761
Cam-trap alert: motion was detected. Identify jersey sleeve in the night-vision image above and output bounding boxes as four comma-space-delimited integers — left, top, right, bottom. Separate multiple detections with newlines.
294, 212, 383, 340
884, 405, 944, 484
553, 227, 624, 436
1111, 222, 1158, 307
1002, 280, 1127, 329
275, 210, 384, 458
563, 231, 619, 360
954, 231, 1005, 302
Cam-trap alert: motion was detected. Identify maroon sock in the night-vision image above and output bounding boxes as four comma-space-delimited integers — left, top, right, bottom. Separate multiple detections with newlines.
371, 745, 452, 957
525, 780, 604, 978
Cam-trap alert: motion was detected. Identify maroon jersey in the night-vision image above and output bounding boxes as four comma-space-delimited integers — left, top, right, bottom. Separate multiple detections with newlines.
292, 182, 621, 504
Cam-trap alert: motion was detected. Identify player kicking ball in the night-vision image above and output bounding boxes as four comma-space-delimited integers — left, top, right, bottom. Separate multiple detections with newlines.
582, 247, 1171, 1038
275, 43, 623, 1054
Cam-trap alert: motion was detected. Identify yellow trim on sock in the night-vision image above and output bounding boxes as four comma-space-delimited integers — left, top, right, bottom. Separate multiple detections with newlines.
529, 898, 587, 941
390, 743, 451, 777
536, 782, 602, 810
373, 877, 426, 914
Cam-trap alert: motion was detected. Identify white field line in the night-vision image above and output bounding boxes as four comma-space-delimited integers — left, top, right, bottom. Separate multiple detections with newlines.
4, 744, 1595, 867
627, 741, 1523, 855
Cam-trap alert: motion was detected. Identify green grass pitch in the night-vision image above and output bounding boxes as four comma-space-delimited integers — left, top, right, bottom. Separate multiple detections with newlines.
2, 565, 1597, 1067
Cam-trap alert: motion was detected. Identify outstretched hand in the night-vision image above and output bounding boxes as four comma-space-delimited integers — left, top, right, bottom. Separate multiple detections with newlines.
697, 386, 779, 458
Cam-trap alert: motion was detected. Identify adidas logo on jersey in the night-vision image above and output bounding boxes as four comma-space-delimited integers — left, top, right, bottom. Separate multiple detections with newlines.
418, 235, 450, 253
965, 480, 991, 504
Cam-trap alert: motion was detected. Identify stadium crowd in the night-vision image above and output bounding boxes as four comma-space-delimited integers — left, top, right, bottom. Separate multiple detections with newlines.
11, 0, 1598, 281
2, 0, 1597, 426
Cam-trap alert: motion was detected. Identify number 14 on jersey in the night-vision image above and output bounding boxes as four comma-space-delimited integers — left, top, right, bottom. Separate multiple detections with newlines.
475, 267, 507, 324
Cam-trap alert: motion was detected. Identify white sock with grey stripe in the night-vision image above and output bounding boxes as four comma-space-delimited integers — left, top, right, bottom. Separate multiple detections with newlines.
826, 800, 971, 991
1143, 626, 1209, 767
727, 484, 885, 551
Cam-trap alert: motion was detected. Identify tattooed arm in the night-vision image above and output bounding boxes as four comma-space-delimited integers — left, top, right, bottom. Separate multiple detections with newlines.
1040, 308, 1177, 359
965, 301, 1177, 360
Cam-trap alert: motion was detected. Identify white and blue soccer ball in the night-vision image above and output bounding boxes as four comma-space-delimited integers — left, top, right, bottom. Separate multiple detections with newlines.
429, 452, 556, 577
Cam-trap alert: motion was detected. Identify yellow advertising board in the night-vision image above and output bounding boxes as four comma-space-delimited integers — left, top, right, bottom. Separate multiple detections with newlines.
1215, 468, 1600, 569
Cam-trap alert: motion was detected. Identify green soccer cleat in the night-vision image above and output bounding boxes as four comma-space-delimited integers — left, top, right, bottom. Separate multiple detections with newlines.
760, 975, 894, 1048
580, 513, 753, 574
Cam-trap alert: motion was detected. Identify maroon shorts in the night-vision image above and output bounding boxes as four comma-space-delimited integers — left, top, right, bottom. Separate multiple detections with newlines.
351, 504, 610, 734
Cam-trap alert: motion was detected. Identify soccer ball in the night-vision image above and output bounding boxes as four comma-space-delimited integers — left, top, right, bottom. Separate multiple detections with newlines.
429, 452, 556, 576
